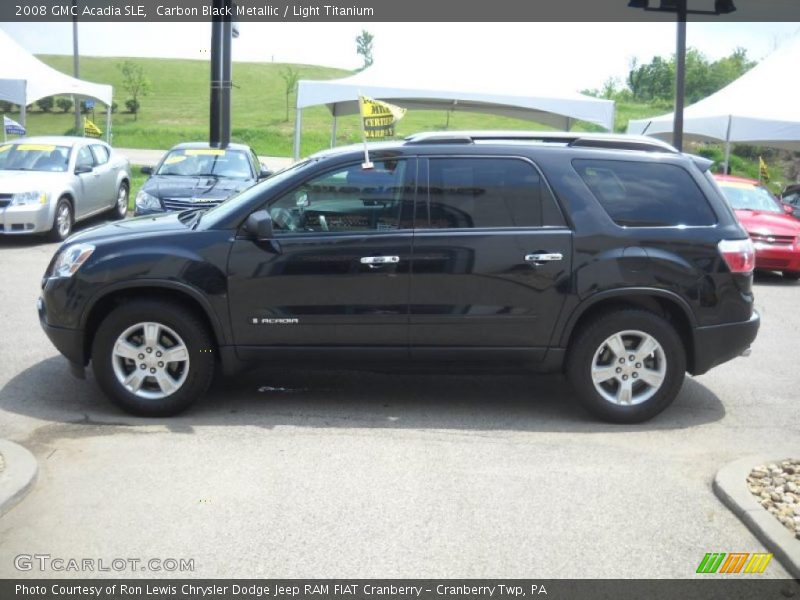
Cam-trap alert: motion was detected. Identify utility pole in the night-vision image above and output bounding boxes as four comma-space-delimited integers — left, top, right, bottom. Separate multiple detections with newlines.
673, 0, 687, 151
72, 2, 81, 135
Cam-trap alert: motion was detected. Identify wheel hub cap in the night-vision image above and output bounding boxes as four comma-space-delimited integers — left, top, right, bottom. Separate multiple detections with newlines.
590, 330, 667, 406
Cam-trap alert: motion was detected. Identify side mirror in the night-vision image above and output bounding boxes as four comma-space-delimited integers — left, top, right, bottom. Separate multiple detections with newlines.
783, 203, 794, 214
75, 164, 93, 175
140, 165, 153, 175
259, 165, 272, 179
245, 209, 274, 240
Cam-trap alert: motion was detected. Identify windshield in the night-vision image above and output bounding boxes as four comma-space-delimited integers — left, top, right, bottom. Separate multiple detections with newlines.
156, 148, 252, 179
0, 143, 71, 172
717, 182, 782, 214
198, 159, 316, 228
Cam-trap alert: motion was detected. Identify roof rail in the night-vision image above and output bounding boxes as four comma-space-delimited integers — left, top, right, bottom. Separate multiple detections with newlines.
404, 131, 679, 153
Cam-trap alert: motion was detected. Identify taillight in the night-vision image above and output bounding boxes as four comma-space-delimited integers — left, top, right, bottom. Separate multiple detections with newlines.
718, 239, 755, 273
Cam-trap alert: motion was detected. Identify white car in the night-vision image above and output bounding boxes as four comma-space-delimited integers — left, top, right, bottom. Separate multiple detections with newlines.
0, 136, 132, 241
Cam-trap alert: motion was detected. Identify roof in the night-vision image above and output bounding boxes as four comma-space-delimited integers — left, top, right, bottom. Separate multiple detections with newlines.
713, 174, 760, 186
170, 142, 252, 151
6, 135, 100, 147
0, 30, 112, 106
628, 35, 800, 150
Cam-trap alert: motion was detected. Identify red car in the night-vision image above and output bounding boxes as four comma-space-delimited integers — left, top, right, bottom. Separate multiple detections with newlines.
714, 174, 800, 280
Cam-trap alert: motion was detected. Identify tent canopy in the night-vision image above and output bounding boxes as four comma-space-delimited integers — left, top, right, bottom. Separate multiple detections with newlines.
294, 59, 615, 159
0, 29, 112, 109
627, 36, 800, 151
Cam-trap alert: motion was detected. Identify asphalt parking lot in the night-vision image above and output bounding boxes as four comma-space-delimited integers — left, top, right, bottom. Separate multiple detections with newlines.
0, 218, 797, 579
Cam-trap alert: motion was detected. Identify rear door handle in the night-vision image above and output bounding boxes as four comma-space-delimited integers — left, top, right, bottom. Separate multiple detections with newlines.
360, 255, 400, 266
525, 253, 563, 263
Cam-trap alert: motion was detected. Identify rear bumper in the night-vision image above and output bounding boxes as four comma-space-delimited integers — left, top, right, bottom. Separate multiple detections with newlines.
690, 310, 760, 375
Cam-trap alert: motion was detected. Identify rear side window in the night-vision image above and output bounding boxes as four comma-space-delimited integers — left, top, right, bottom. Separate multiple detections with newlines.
573, 159, 717, 227
424, 158, 549, 228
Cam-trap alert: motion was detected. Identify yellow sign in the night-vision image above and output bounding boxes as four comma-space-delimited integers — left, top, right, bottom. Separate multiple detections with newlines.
0, 144, 10, 153
163, 155, 187, 165
84, 118, 102, 137
17, 144, 56, 152
185, 149, 226, 156
358, 95, 406, 139
758, 156, 770, 183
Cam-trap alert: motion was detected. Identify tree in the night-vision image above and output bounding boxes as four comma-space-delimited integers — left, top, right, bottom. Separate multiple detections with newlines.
355, 30, 374, 71
55, 97, 73, 113
117, 60, 151, 121
279, 67, 301, 122
36, 97, 54, 112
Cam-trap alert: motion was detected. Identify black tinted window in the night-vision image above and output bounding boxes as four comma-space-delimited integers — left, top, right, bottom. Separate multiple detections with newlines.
425, 158, 544, 228
573, 159, 716, 227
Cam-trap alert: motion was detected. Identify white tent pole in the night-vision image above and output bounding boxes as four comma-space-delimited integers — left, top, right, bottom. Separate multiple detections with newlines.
292, 107, 302, 162
723, 115, 732, 174
3, 115, 6, 143
565, 117, 571, 131
330, 114, 337, 148
105, 104, 111, 143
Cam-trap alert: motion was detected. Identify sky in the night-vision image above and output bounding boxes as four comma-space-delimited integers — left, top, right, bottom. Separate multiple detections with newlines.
1, 21, 799, 91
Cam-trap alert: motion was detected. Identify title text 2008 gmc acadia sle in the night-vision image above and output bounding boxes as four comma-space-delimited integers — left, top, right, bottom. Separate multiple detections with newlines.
38, 132, 759, 423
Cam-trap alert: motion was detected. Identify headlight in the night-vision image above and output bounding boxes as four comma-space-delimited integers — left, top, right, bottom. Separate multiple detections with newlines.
11, 191, 47, 206
135, 189, 161, 210
51, 243, 95, 278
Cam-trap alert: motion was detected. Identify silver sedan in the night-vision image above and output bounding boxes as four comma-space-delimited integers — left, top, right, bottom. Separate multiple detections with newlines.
0, 136, 132, 241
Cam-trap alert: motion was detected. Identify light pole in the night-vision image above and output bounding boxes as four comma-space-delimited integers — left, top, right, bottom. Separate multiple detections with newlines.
627, 0, 736, 152
72, 0, 81, 134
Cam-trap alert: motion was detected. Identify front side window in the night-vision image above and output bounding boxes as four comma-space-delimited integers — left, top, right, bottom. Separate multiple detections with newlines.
423, 157, 545, 229
573, 159, 717, 227
268, 160, 412, 234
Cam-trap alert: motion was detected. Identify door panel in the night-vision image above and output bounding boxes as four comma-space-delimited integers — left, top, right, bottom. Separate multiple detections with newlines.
410, 229, 572, 348
227, 158, 416, 348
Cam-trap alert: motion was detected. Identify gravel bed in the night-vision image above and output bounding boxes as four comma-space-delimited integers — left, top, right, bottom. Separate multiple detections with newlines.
748, 459, 800, 540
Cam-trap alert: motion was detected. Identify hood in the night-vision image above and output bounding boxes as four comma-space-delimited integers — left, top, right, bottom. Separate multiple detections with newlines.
67, 212, 191, 245
735, 209, 800, 237
0, 170, 70, 193
142, 174, 252, 201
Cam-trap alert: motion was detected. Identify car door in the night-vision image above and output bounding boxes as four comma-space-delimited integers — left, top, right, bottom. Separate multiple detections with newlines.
89, 144, 119, 208
227, 157, 416, 352
409, 156, 572, 360
72, 144, 104, 217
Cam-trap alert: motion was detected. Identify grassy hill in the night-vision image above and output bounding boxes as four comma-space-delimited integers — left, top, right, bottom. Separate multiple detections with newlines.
10, 54, 658, 157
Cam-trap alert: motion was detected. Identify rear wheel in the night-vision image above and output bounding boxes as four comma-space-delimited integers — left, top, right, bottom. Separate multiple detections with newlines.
110, 181, 129, 220
91, 300, 215, 416
783, 271, 800, 281
48, 197, 73, 242
566, 309, 686, 423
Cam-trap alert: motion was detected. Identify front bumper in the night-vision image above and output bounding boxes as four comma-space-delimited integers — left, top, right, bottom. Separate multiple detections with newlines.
0, 203, 52, 235
38, 295, 86, 374
691, 310, 760, 375
754, 245, 800, 272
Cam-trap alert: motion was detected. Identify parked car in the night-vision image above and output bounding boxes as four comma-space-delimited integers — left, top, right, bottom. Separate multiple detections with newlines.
714, 174, 800, 280
781, 183, 800, 219
0, 136, 131, 241
39, 131, 759, 423
134, 142, 270, 215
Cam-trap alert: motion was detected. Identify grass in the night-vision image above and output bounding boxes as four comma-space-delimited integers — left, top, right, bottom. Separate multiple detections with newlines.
7, 55, 786, 188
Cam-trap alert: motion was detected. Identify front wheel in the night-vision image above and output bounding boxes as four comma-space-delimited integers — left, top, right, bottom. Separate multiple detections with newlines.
48, 198, 73, 242
91, 300, 215, 416
566, 309, 686, 423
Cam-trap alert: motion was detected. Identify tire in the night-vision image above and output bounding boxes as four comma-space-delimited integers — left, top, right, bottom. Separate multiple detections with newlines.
91, 300, 215, 416
48, 197, 73, 242
783, 271, 800, 281
566, 309, 686, 423
110, 181, 129, 220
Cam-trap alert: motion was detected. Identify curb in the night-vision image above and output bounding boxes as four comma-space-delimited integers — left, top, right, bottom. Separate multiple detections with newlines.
0, 440, 38, 518
713, 453, 800, 579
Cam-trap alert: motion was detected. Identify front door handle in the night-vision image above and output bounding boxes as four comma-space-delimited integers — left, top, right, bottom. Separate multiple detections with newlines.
525, 253, 563, 264
360, 255, 400, 266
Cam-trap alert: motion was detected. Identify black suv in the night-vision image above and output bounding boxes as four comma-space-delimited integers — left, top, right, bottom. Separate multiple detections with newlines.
38, 132, 759, 423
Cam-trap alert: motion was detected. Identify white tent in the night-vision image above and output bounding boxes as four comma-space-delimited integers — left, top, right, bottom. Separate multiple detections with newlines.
0, 29, 113, 141
294, 61, 615, 160
627, 35, 800, 166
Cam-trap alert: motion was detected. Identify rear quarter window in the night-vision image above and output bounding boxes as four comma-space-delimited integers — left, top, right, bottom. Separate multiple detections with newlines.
572, 159, 717, 227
